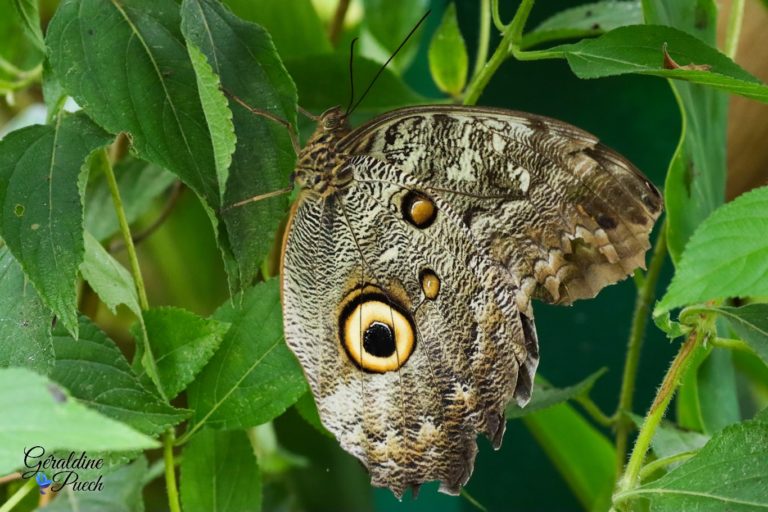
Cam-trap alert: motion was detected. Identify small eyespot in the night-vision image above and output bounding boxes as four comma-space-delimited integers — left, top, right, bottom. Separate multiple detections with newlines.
339, 292, 415, 373
419, 269, 440, 300
402, 190, 437, 228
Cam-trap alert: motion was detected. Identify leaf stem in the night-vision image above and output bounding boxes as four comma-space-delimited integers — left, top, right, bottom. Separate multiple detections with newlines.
574, 394, 615, 427
100, 149, 149, 310
0, 478, 35, 512
711, 336, 754, 354
463, 0, 563, 105
724, 0, 745, 60
328, 0, 350, 46
163, 429, 182, 512
473, 0, 491, 80
614, 223, 667, 478
637, 450, 697, 482
615, 329, 702, 497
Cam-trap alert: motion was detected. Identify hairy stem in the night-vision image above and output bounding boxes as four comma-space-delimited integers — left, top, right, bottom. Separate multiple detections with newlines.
616, 329, 702, 497
614, 223, 667, 478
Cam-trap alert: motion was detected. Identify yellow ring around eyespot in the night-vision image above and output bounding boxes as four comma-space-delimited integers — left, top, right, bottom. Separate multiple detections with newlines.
342, 299, 415, 372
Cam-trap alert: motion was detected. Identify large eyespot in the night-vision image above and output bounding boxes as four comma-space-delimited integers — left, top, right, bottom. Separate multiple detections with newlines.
339, 292, 415, 373
401, 190, 437, 228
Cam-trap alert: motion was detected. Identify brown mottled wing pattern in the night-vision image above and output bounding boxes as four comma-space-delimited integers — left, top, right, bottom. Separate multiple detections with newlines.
281, 105, 661, 497
341, 106, 663, 309
282, 155, 537, 497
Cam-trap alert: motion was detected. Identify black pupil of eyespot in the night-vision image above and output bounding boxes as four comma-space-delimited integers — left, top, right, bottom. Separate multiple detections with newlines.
363, 322, 396, 357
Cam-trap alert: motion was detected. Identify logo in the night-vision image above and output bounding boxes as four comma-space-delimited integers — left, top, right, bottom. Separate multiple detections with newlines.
22, 446, 105, 494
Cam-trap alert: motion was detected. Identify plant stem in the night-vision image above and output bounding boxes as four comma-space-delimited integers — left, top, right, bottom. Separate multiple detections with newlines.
473, 0, 491, 80
637, 450, 696, 482
724, 0, 745, 59
616, 329, 702, 496
163, 429, 182, 512
0, 478, 35, 512
614, 223, 667, 478
102, 148, 179, 511
575, 394, 615, 427
491, 0, 506, 32
711, 336, 754, 354
100, 149, 149, 310
328, 0, 350, 46
463, 0, 562, 105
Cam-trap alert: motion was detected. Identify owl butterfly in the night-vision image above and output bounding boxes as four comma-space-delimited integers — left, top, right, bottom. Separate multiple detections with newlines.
229, 32, 662, 501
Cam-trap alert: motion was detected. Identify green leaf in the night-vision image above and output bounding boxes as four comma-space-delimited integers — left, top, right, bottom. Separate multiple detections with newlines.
84, 157, 176, 242
0, 367, 158, 474
0, 0, 44, 76
621, 419, 768, 511
523, 0, 643, 49
697, 347, 740, 433
80, 231, 141, 317
51, 316, 190, 437
0, 112, 113, 336
294, 391, 332, 438
641, 0, 727, 264
180, 0, 297, 287
550, 25, 768, 102
360, 0, 429, 72
12, 0, 45, 52
47, 0, 219, 208
648, 419, 710, 460
187, 43, 235, 204
506, 368, 607, 419
187, 279, 307, 430
46, 0, 240, 289
285, 53, 426, 114
655, 186, 768, 317
428, 3, 468, 97
0, 245, 53, 374
181, 428, 261, 512
40, 456, 148, 512
523, 403, 615, 511
712, 304, 768, 366
138, 306, 229, 400
223, 0, 331, 59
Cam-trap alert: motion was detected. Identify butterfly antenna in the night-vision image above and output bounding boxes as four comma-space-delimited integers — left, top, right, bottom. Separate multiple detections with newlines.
344, 37, 359, 116
347, 10, 431, 115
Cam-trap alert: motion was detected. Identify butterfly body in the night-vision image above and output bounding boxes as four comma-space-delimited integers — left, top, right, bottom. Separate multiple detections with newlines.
280, 105, 662, 497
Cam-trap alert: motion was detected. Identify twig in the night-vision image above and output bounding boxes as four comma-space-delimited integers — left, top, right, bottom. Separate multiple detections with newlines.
328, 0, 351, 46
614, 222, 667, 478
110, 181, 184, 252
163, 430, 181, 512
472, 0, 491, 80
615, 329, 702, 498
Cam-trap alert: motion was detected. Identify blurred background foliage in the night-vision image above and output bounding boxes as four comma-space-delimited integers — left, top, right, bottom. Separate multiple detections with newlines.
1, 0, 767, 510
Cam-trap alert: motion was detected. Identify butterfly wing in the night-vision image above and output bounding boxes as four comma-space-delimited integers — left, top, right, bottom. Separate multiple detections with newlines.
340, 105, 663, 308
281, 156, 537, 497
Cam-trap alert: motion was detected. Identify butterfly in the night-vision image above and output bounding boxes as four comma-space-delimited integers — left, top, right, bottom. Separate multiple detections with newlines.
276, 103, 662, 497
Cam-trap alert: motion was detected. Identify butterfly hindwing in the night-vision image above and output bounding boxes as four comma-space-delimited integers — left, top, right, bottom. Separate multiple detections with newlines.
281, 154, 537, 496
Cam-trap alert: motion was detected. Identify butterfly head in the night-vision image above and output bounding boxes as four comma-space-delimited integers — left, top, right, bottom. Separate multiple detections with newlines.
295, 106, 353, 197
